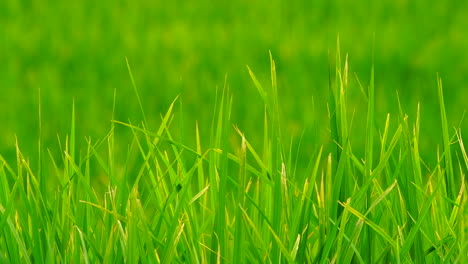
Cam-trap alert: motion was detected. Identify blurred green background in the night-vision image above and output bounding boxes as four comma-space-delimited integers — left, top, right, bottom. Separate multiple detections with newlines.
1, 0, 468, 165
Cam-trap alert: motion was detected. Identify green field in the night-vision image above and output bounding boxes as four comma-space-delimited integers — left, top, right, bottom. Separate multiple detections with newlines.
1, 1, 468, 263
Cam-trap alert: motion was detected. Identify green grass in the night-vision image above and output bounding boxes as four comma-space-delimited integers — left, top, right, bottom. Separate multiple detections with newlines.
1, 44, 467, 263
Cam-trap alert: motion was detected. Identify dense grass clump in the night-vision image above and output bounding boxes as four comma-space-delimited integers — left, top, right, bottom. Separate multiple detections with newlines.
1, 49, 467, 263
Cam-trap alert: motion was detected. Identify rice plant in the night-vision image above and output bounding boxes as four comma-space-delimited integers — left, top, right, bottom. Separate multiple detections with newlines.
1, 45, 467, 263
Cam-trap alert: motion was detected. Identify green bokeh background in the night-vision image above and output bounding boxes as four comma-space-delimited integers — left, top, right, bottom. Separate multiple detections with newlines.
1, 0, 468, 165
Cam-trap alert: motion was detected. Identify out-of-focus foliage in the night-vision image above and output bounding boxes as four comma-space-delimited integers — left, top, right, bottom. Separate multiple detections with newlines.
1, 0, 467, 162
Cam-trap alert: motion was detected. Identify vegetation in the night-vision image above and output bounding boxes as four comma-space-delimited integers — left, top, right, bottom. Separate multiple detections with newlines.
2, 1, 468, 263
1, 44, 467, 262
